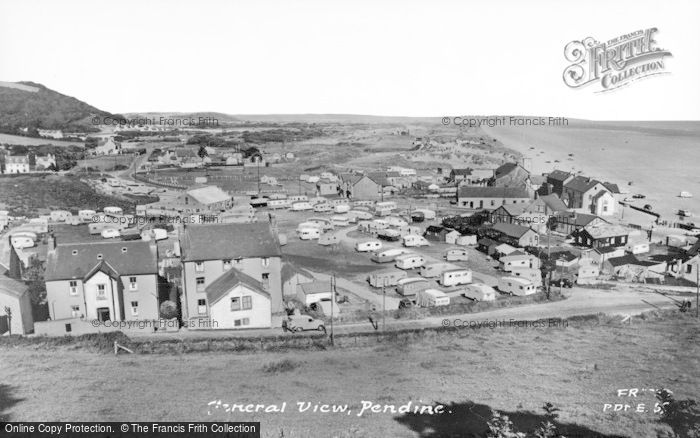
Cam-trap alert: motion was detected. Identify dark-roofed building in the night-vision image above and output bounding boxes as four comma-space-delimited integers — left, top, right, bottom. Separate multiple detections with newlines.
562, 176, 612, 215
456, 186, 531, 210
44, 240, 159, 322
491, 222, 539, 247
339, 173, 383, 200
490, 162, 531, 189
545, 170, 574, 196
551, 211, 607, 236
448, 168, 472, 184
573, 223, 630, 249
180, 223, 283, 320
203, 267, 271, 329
490, 204, 528, 225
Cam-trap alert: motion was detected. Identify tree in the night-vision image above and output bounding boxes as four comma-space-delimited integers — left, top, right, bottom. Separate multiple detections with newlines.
3, 306, 11, 335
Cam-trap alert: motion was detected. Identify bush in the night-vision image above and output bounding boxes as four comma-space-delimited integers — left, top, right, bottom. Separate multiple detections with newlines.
261, 359, 302, 374
159, 301, 178, 319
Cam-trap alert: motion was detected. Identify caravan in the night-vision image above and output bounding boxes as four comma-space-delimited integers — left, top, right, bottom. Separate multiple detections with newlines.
403, 234, 430, 247
443, 248, 469, 262
313, 203, 333, 213
420, 263, 458, 278
298, 228, 321, 240
497, 277, 536, 296
415, 289, 450, 307
371, 248, 408, 263
462, 284, 497, 302
291, 202, 313, 211
439, 269, 472, 286
395, 254, 426, 270
396, 277, 431, 296
334, 204, 351, 214
368, 270, 408, 288
377, 229, 402, 242
307, 217, 334, 230
268, 199, 290, 209
331, 215, 350, 227
355, 240, 382, 252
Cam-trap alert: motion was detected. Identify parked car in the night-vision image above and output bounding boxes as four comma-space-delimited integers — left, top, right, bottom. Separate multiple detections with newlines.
550, 278, 574, 288
643, 204, 653, 211
632, 194, 646, 199
283, 315, 326, 333
398, 298, 414, 309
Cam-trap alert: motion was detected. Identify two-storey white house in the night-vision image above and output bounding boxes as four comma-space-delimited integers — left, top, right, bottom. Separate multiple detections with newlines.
44, 240, 159, 322
180, 223, 282, 329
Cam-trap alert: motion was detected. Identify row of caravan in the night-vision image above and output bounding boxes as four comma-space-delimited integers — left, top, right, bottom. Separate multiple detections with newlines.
368, 266, 473, 287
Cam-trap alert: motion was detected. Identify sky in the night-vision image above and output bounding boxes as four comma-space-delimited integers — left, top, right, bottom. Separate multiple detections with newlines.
1, 0, 699, 120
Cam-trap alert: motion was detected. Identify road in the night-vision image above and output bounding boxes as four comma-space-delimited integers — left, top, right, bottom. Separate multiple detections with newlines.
126, 285, 685, 339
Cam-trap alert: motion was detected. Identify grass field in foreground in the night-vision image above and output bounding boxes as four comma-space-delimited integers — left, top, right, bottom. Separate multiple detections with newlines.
0, 312, 697, 438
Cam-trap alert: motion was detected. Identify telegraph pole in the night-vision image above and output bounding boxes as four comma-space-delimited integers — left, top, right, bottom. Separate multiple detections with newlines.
382, 280, 386, 331
330, 274, 335, 345
696, 265, 699, 318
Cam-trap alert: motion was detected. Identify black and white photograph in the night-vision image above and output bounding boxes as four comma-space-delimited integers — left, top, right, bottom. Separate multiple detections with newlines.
0, 1, 699, 437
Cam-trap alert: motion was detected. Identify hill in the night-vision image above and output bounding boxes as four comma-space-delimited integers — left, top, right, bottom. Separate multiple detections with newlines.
0, 81, 124, 135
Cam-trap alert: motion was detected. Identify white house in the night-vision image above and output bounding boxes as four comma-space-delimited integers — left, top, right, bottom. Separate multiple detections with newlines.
4, 155, 30, 174
592, 190, 616, 216
204, 266, 272, 329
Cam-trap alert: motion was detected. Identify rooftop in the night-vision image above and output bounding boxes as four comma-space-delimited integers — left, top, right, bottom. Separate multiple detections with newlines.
492, 222, 534, 239
45, 240, 157, 281
458, 186, 530, 199
186, 186, 231, 205
205, 268, 267, 305
181, 223, 281, 262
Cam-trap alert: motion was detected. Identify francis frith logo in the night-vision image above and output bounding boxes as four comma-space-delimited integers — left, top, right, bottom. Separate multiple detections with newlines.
563, 28, 672, 92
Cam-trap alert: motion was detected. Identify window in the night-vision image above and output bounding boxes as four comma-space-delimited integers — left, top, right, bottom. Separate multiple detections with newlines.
197, 298, 207, 315
687, 264, 693, 274
69, 280, 78, 295
242, 295, 252, 310
490, 200, 495, 206
70, 305, 80, 318
261, 257, 270, 267
195, 262, 204, 272
97, 284, 106, 300
234, 318, 250, 327
129, 276, 137, 290
230, 297, 241, 311
131, 301, 138, 316
261, 273, 270, 290
223, 259, 232, 270
234, 258, 242, 264
196, 277, 205, 291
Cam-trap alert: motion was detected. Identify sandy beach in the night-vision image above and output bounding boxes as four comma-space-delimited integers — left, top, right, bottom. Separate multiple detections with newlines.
483, 120, 700, 222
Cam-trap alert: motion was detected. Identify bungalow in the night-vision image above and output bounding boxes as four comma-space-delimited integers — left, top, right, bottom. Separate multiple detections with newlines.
34, 153, 56, 171
281, 262, 315, 297
492, 222, 540, 247
44, 240, 160, 322
0, 274, 34, 335
552, 250, 579, 267
551, 211, 607, 236
339, 173, 383, 200
297, 281, 332, 306
477, 237, 499, 256
490, 204, 528, 225
424, 226, 451, 242
180, 223, 283, 325
316, 179, 339, 196
456, 186, 531, 210
94, 138, 121, 155
574, 223, 630, 249
177, 186, 233, 213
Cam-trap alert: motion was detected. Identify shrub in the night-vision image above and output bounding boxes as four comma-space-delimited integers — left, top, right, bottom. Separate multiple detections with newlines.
261, 359, 302, 374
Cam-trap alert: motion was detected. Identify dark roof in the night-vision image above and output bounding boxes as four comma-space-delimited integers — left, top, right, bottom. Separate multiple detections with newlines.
494, 204, 527, 216
492, 223, 534, 239
494, 163, 519, 179
538, 194, 568, 212
181, 223, 281, 262
45, 241, 157, 281
281, 261, 314, 284
477, 238, 497, 247
425, 225, 447, 234
554, 212, 602, 227
366, 172, 390, 186
607, 254, 639, 267
0, 274, 28, 298
546, 170, 572, 182
564, 176, 603, 193
596, 246, 625, 254
552, 250, 578, 262
458, 186, 530, 199
300, 282, 333, 295
450, 168, 472, 176
205, 268, 268, 304
603, 182, 621, 194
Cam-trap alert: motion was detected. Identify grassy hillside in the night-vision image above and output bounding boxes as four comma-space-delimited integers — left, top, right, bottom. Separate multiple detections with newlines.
0, 81, 123, 134
0, 311, 697, 437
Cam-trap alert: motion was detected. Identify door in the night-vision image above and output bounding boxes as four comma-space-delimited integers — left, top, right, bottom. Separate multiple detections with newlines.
97, 307, 111, 322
